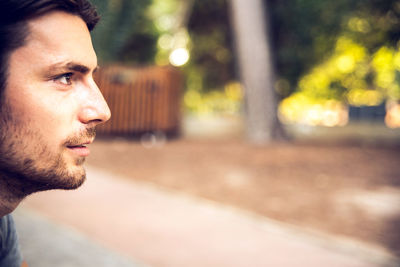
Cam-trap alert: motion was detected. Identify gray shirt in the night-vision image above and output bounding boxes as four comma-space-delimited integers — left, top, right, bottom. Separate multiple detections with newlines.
0, 214, 22, 267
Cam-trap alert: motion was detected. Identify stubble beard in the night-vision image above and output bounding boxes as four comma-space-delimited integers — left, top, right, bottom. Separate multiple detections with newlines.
0, 100, 94, 199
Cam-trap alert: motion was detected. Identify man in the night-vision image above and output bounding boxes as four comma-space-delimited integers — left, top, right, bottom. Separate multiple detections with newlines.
0, 0, 111, 266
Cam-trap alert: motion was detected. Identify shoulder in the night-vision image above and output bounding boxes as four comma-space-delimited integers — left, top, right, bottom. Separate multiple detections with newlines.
0, 214, 22, 267
0, 215, 13, 248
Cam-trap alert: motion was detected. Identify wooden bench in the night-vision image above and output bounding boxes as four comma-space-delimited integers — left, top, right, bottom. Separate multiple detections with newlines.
94, 65, 182, 136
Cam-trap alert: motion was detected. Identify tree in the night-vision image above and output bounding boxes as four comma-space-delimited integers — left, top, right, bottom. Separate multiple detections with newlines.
229, 0, 281, 143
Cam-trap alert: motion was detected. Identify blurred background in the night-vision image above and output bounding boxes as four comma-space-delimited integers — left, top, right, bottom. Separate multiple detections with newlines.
87, 0, 400, 141
16, 0, 400, 266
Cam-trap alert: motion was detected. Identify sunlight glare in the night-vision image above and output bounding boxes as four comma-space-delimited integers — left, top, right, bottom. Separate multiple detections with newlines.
169, 48, 190, 66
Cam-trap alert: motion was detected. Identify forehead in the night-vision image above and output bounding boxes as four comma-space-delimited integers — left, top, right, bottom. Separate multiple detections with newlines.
17, 11, 97, 70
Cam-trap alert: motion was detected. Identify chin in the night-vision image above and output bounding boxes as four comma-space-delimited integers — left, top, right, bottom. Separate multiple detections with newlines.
59, 166, 87, 190
59, 174, 86, 190
34, 164, 87, 192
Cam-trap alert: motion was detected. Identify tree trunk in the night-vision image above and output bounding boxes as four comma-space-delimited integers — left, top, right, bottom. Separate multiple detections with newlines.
228, 0, 282, 144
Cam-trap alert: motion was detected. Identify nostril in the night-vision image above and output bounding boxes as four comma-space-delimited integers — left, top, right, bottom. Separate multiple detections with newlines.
92, 119, 103, 124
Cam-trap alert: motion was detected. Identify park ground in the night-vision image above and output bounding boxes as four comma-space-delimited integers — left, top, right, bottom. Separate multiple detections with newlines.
86, 120, 400, 259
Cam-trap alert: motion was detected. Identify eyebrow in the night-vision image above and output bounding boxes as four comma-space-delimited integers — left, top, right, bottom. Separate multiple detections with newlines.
48, 61, 98, 75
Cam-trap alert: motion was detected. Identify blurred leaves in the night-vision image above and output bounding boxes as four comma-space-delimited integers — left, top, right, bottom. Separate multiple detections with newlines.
270, 0, 400, 93
90, 0, 157, 64
89, 0, 400, 117
184, 82, 243, 115
277, 0, 400, 125
283, 6, 400, 104
186, 0, 234, 92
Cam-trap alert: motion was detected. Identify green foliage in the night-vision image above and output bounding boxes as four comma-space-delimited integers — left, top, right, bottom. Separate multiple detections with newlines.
279, 1, 400, 125
88, 0, 400, 117
269, 0, 357, 92
184, 82, 243, 115
185, 0, 400, 99
185, 0, 234, 92
271, 0, 400, 97
90, 0, 157, 64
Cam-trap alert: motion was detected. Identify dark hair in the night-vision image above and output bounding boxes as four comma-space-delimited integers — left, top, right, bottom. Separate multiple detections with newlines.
0, 0, 99, 95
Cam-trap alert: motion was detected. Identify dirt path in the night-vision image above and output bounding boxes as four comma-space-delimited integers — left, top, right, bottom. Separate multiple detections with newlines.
87, 137, 400, 257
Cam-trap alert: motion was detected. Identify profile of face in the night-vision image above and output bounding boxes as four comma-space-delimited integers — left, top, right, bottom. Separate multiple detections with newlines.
0, 11, 110, 195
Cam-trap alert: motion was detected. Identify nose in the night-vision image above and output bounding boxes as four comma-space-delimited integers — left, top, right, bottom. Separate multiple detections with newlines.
78, 80, 111, 126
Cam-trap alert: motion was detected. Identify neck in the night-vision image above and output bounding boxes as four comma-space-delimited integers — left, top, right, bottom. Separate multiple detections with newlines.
0, 199, 21, 218
0, 173, 29, 217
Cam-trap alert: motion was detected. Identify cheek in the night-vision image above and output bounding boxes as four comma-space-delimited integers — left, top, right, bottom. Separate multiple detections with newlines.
36, 95, 79, 136
6, 87, 79, 142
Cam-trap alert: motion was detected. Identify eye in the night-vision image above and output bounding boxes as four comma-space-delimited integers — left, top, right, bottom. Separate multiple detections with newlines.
54, 73, 73, 85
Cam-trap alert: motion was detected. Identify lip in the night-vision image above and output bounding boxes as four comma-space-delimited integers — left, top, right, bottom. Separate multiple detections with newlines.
67, 146, 90, 157
66, 140, 93, 157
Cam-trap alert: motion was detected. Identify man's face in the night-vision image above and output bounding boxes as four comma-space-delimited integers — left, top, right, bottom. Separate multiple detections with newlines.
0, 11, 110, 194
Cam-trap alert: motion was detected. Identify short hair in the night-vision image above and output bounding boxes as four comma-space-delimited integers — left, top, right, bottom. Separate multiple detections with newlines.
0, 0, 100, 97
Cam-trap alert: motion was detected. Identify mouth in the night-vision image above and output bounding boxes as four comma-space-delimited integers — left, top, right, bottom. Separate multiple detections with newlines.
66, 140, 93, 157
67, 144, 88, 148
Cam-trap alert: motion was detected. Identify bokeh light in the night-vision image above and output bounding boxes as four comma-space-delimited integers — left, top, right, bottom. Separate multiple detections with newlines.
169, 48, 190, 66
